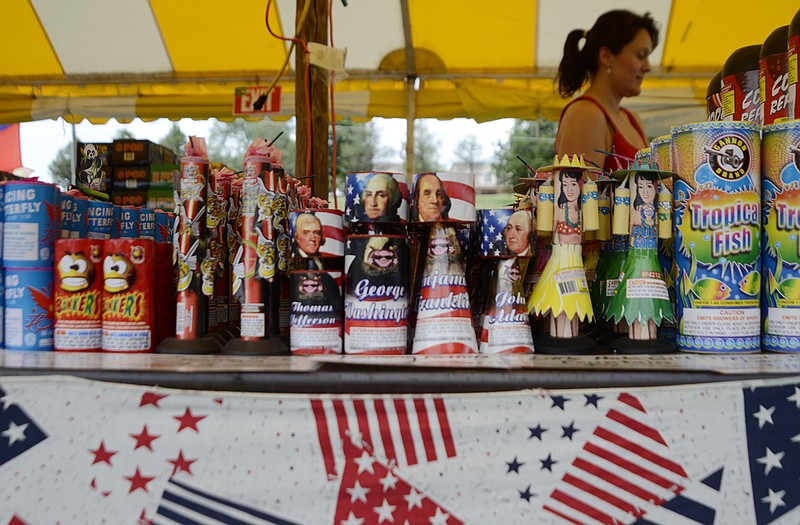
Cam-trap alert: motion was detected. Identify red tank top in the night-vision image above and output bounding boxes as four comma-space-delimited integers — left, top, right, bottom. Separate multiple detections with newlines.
558, 95, 647, 172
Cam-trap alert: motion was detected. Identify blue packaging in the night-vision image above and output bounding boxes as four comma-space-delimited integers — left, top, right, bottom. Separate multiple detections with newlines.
86, 201, 114, 239
154, 210, 169, 242
3, 180, 61, 268
61, 193, 88, 239
4, 267, 55, 351
0, 267, 4, 347
116, 206, 140, 238
139, 207, 155, 239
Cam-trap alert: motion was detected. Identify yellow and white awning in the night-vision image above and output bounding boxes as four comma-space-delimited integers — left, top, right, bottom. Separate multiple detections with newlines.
0, 0, 796, 134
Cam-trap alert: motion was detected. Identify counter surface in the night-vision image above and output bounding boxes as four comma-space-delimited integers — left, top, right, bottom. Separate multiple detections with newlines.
2, 350, 799, 393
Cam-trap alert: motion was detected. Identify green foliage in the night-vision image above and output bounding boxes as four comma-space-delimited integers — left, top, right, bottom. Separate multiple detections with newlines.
452, 134, 483, 174
207, 118, 296, 174
330, 118, 381, 189
401, 120, 442, 173
113, 128, 136, 139
48, 142, 73, 190
492, 118, 557, 187
159, 122, 188, 159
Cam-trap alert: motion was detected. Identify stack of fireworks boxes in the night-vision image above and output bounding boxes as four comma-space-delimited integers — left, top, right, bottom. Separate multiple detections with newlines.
109, 139, 177, 211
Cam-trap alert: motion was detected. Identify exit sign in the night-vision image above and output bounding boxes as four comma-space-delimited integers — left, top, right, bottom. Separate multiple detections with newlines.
233, 85, 282, 116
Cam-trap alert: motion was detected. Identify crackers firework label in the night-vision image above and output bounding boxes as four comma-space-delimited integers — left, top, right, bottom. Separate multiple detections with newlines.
54, 239, 103, 351
102, 238, 155, 352
344, 235, 408, 354
290, 270, 343, 354
671, 121, 761, 353
761, 122, 800, 352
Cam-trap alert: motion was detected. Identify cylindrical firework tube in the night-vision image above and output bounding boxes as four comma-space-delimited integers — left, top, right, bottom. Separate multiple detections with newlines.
139, 208, 155, 240
671, 121, 761, 353
115, 206, 139, 238
478, 257, 533, 354
788, 9, 800, 120
175, 156, 209, 341
54, 239, 103, 351
761, 121, 800, 352
3, 180, 61, 268
290, 270, 343, 354
86, 201, 113, 240
411, 224, 477, 354
154, 210, 170, 243
760, 25, 789, 126
102, 238, 155, 353
721, 45, 763, 123
4, 267, 55, 351
706, 72, 723, 121
345, 234, 409, 354
208, 173, 231, 331
344, 172, 411, 224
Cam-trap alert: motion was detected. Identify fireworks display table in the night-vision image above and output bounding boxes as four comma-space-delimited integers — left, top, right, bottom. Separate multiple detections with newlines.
2, 351, 799, 393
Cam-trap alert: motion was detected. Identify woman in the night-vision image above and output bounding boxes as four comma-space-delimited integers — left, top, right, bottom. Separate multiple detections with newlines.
556, 10, 659, 170
632, 171, 657, 229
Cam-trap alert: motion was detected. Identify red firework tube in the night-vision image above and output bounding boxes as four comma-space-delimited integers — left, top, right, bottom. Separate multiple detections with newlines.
239, 200, 269, 342
175, 155, 209, 340
54, 239, 104, 352
228, 178, 243, 328
210, 174, 232, 328
102, 238, 156, 353
154, 241, 175, 349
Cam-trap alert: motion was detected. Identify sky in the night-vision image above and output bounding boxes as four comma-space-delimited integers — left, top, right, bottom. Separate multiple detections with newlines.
19, 117, 515, 184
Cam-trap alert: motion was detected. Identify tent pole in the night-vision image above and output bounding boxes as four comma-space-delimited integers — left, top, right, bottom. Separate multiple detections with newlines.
405, 79, 415, 177
70, 120, 76, 186
295, 0, 329, 198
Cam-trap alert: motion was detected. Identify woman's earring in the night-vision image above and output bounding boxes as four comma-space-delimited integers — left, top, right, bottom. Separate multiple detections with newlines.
606, 67, 611, 74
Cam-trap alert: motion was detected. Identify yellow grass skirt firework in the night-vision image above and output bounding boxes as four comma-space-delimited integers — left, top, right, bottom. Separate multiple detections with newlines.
527, 243, 594, 322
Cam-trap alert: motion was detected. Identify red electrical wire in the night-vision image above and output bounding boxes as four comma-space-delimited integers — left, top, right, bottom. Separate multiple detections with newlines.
264, 0, 313, 189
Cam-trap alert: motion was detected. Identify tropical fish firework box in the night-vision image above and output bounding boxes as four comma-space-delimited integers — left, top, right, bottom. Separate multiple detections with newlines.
761, 121, 800, 352
671, 121, 761, 353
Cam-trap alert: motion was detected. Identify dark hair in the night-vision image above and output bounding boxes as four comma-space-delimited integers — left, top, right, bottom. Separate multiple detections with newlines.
632, 171, 658, 209
557, 10, 659, 97
557, 170, 582, 207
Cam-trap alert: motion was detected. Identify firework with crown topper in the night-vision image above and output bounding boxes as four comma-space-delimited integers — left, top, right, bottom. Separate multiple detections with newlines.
525, 154, 602, 354
605, 160, 677, 354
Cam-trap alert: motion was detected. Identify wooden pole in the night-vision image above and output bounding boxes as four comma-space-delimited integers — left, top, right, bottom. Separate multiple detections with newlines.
295, 0, 329, 199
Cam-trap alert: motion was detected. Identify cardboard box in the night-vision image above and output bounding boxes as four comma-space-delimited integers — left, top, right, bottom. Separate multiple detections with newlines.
111, 187, 174, 212
112, 164, 178, 190
76, 142, 112, 194
111, 139, 177, 166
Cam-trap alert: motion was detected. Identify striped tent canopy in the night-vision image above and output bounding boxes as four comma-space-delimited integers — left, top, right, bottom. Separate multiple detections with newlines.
1, 0, 797, 135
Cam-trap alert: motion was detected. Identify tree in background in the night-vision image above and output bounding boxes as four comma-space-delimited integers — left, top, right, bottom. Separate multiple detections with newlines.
159, 122, 188, 159
48, 142, 72, 189
207, 118, 296, 174
330, 118, 383, 192
452, 134, 483, 174
113, 128, 136, 139
492, 118, 557, 187
402, 120, 442, 173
